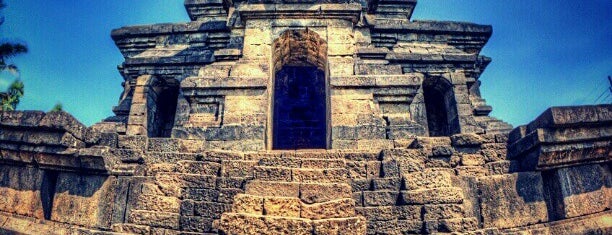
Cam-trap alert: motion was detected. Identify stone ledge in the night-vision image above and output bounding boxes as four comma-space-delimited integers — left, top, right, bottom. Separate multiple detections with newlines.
373, 20, 493, 35
182, 76, 268, 89
331, 74, 424, 88
111, 20, 229, 40
507, 105, 611, 170
237, 3, 362, 23
522, 105, 611, 137
1, 111, 87, 140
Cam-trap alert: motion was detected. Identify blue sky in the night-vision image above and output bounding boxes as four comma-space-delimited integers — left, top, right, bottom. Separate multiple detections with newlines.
1, 0, 611, 126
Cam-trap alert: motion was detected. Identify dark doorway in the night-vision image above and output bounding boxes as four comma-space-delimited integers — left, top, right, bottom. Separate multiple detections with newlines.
271, 29, 329, 150
273, 66, 327, 149
149, 79, 179, 138
423, 77, 460, 136
41, 170, 59, 220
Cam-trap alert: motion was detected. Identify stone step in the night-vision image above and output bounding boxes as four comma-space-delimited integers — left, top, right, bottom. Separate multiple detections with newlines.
246, 181, 300, 197
258, 157, 301, 168
301, 158, 346, 169
133, 194, 181, 213
400, 187, 464, 205
290, 151, 345, 159
253, 166, 293, 181
430, 217, 479, 233
292, 168, 348, 183
311, 217, 367, 235
111, 223, 150, 235
216, 213, 367, 235
216, 213, 313, 235
127, 210, 180, 230
252, 166, 349, 183
176, 160, 221, 176
258, 157, 345, 169
242, 181, 353, 202
301, 198, 357, 220
299, 182, 353, 204
231, 194, 357, 219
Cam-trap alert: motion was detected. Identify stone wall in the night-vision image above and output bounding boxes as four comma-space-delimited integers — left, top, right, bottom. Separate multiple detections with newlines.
1, 106, 611, 234
0, 0, 610, 234
105, 0, 511, 152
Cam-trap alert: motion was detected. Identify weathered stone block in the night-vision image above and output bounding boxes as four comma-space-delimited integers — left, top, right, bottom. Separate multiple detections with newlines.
486, 160, 520, 175
221, 160, 257, 178
461, 154, 485, 166
232, 194, 263, 215
216, 213, 267, 234
179, 216, 214, 232
363, 190, 399, 206
135, 194, 181, 213
381, 160, 400, 178
312, 217, 366, 235
398, 220, 424, 234
176, 161, 221, 176
193, 201, 229, 219
543, 164, 611, 219
366, 161, 382, 178
217, 188, 244, 203
345, 161, 367, 179
424, 204, 465, 220
292, 168, 347, 183
403, 169, 453, 190
371, 177, 402, 190
478, 172, 548, 229
401, 187, 463, 205
355, 206, 396, 221
300, 183, 352, 204
451, 133, 483, 147
264, 216, 312, 235
438, 217, 478, 232
51, 173, 116, 229
0, 166, 45, 219
254, 166, 292, 181
455, 166, 488, 177
395, 205, 422, 220
302, 198, 356, 220
216, 177, 246, 189
156, 173, 216, 189
111, 223, 151, 234
367, 219, 398, 234
147, 138, 180, 152
431, 145, 454, 156
264, 197, 301, 217
245, 181, 300, 197
128, 210, 180, 229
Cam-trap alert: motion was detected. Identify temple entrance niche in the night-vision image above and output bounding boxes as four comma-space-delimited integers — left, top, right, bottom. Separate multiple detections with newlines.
271, 29, 329, 150
148, 78, 180, 138
423, 76, 460, 136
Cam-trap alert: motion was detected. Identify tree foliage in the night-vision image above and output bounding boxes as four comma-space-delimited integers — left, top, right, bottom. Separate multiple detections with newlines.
51, 102, 63, 112
0, 0, 27, 111
1, 79, 23, 110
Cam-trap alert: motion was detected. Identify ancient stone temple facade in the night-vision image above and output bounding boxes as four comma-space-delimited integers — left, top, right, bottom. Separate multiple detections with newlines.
0, 1, 610, 234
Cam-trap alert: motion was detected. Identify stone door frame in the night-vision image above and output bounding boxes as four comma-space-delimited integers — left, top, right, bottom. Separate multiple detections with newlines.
266, 28, 331, 150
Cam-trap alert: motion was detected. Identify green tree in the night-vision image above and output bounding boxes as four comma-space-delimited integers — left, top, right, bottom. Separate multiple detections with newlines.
1, 79, 23, 110
50, 102, 63, 112
0, 0, 28, 111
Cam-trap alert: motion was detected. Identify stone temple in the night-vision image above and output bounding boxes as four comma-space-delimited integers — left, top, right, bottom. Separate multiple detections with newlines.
0, 0, 610, 234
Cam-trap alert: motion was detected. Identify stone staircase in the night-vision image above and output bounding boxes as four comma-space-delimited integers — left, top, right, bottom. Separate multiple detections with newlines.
111, 154, 232, 235
215, 151, 367, 234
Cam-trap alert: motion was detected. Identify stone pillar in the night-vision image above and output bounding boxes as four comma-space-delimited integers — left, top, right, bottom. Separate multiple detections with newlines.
126, 75, 154, 136
447, 72, 482, 134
